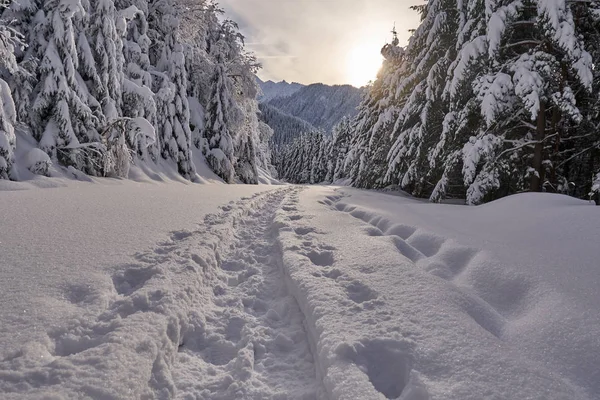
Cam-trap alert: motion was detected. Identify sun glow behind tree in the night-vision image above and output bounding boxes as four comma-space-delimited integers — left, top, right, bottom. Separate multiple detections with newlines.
345, 41, 384, 88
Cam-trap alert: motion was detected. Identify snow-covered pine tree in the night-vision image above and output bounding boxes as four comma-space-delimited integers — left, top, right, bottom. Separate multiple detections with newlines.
326, 117, 352, 182
87, 0, 123, 121
31, 0, 103, 174
272, 129, 330, 184
0, 4, 20, 180
181, 5, 264, 184
428, 0, 488, 202
310, 133, 329, 184
1, 0, 38, 127
0, 0, 283, 183
233, 98, 259, 184
0, 79, 17, 180
386, 0, 460, 197
462, 0, 595, 204
344, 0, 599, 204
148, 0, 195, 179
118, 4, 157, 159
218, 20, 262, 184
203, 46, 236, 183
347, 32, 407, 189
566, 1, 600, 201
179, 0, 215, 149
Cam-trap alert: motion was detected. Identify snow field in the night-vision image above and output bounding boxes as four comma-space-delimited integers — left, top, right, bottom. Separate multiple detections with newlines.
0, 187, 318, 399
274, 187, 595, 399
1, 183, 597, 399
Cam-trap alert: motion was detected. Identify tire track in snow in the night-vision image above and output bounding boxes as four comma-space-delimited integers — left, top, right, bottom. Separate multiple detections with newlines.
175, 187, 320, 399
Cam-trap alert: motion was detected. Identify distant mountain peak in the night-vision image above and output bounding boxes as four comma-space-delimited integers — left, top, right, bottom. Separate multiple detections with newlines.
257, 78, 304, 102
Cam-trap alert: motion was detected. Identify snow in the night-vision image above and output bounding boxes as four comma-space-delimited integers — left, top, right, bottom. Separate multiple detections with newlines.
327, 188, 599, 398
0, 181, 278, 398
0, 181, 598, 399
257, 78, 304, 103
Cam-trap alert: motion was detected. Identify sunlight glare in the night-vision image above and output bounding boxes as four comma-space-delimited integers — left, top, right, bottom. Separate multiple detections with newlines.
346, 43, 383, 88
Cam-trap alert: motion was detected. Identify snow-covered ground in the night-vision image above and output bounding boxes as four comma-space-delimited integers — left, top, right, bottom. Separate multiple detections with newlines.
0, 181, 598, 399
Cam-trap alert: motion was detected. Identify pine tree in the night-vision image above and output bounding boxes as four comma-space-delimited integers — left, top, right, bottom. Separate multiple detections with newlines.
31, 0, 103, 174
0, 3, 21, 180
348, 32, 406, 189
2, 0, 39, 124
148, 0, 195, 179
344, 0, 599, 205
203, 52, 235, 183
0, 0, 280, 184
386, 0, 461, 197
233, 98, 259, 184
428, 0, 487, 202
87, 0, 123, 120
591, 172, 600, 205
119, 4, 157, 159
461, 0, 595, 204
326, 117, 352, 182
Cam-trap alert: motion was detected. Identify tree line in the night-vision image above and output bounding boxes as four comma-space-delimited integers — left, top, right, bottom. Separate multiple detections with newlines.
0, 0, 273, 184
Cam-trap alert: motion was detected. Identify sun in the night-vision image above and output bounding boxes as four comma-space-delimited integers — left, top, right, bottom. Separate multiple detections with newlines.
346, 44, 383, 88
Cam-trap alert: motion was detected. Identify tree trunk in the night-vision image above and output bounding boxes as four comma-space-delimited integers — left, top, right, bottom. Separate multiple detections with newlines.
530, 102, 546, 192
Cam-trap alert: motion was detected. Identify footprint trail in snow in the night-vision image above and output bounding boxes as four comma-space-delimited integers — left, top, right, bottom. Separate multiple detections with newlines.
0, 188, 320, 400
175, 188, 319, 399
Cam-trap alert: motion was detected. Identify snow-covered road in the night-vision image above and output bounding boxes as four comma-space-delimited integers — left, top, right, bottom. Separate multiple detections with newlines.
0, 182, 598, 399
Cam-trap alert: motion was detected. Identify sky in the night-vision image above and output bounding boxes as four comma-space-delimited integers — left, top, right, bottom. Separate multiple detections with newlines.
218, 0, 421, 87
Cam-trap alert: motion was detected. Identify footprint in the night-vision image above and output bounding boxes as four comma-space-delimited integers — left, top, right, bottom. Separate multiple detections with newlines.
391, 237, 425, 263
338, 339, 416, 399
370, 216, 391, 233
202, 340, 238, 366
225, 317, 246, 342
288, 215, 303, 221
154, 246, 177, 255
342, 280, 378, 304
52, 332, 101, 357
191, 254, 209, 269
407, 232, 445, 257
305, 250, 334, 267
363, 226, 383, 237
335, 203, 348, 211
63, 283, 95, 305
436, 245, 478, 277
421, 260, 453, 280
323, 269, 343, 280
112, 265, 160, 296
457, 290, 505, 338
171, 230, 193, 241
384, 224, 417, 240
221, 259, 245, 272
295, 227, 316, 236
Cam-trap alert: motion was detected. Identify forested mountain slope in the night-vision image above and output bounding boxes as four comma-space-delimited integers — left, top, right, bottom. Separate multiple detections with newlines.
267, 83, 364, 132
258, 103, 320, 149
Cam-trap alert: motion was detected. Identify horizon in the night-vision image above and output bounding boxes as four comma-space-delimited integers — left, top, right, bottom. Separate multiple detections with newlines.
257, 76, 366, 89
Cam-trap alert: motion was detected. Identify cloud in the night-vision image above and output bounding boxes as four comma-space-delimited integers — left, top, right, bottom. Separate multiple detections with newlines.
219, 0, 420, 85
